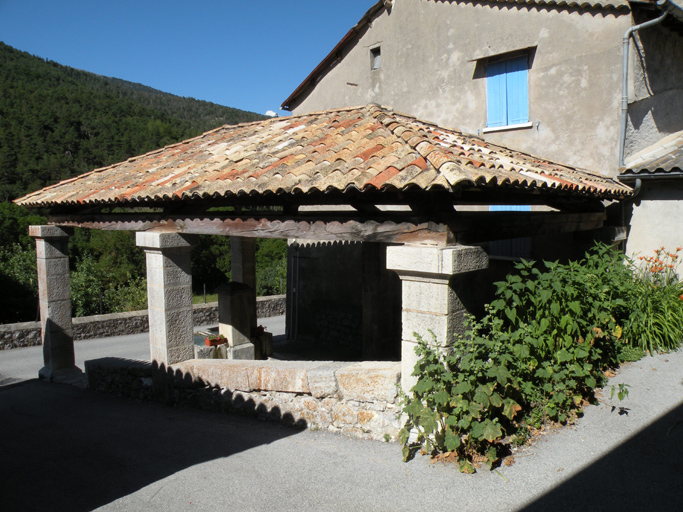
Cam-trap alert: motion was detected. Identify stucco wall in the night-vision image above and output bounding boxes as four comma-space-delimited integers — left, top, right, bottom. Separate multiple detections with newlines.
625, 8, 683, 158
625, 181, 683, 257
289, 0, 631, 176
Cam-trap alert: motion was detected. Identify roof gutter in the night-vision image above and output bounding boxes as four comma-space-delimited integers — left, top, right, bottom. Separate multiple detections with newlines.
619, 4, 668, 168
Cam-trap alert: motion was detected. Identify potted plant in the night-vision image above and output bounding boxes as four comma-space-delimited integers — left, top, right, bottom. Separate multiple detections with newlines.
205, 333, 227, 347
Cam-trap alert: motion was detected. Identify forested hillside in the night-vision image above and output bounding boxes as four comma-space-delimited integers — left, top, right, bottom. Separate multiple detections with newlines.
0, 42, 266, 200
0, 42, 285, 324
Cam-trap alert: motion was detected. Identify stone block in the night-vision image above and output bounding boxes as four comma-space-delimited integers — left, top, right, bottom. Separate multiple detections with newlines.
135, 231, 197, 250
35, 238, 69, 259
156, 310, 193, 346
335, 362, 401, 403
254, 363, 310, 392
194, 345, 216, 359
387, 244, 488, 276
36, 255, 69, 277
400, 279, 462, 314
301, 397, 319, 411
152, 285, 192, 311
160, 256, 193, 286
307, 362, 349, 398
229, 343, 255, 360
358, 410, 376, 425
157, 345, 194, 366
39, 301, 73, 332
176, 360, 254, 391
332, 403, 357, 425
218, 282, 253, 347
401, 310, 453, 342
401, 339, 421, 392
38, 273, 72, 302
29, 225, 73, 239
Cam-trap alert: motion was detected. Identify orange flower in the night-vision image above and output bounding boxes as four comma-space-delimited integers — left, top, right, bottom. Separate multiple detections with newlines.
677, 246, 682, 252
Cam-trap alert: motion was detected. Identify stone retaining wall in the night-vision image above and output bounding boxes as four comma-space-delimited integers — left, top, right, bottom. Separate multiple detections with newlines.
86, 357, 401, 441
0, 295, 286, 351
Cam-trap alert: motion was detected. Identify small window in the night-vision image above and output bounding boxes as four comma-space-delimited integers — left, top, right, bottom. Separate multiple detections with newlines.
370, 46, 381, 70
486, 55, 528, 128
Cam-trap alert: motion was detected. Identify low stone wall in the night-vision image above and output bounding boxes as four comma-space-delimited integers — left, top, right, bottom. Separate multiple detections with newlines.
0, 321, 42, 350
86, 357, 402, 441
0, 295, 286, 351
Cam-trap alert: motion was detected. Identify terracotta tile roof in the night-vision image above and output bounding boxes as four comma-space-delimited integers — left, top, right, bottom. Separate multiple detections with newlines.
622, 129, 683, 176
15, 105, 631, 209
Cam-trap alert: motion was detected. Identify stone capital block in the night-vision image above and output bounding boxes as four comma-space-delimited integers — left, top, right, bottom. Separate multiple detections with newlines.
386, 244, 488, 278
29, 225, 73, 240
136, 231, 198, 250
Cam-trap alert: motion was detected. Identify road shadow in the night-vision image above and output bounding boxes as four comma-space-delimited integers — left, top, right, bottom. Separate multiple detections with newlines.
0, 379, 303, 512
520, 402, 683, 512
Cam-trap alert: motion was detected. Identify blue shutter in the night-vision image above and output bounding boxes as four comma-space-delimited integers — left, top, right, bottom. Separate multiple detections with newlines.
505, 56, 529, 125
486, 60, 507, 128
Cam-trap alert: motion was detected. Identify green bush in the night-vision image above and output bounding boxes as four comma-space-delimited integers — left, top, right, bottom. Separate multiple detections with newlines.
399, 330, 523, 472
400, 243, 683, 472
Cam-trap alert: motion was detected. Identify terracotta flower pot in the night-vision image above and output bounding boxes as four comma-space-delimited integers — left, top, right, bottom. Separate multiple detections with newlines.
205, 336, 227, 347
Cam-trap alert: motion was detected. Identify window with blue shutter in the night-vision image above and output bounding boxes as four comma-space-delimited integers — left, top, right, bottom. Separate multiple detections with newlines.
486, 56, 529, 128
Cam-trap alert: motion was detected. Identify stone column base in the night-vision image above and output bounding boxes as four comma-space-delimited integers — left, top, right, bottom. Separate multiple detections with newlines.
39, 366, 87, 388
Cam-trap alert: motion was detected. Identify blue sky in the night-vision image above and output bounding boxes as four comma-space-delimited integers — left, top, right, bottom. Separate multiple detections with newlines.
0, 0, 375, 116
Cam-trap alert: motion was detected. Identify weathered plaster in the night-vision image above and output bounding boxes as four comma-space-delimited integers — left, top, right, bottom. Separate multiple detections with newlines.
289, 0, 632, 176
625, 181, 683, 256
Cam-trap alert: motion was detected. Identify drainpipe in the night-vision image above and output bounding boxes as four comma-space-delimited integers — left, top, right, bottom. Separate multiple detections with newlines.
619, 6, 668, 167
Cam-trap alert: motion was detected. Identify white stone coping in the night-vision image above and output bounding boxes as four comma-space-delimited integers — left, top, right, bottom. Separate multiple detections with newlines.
173, 359, 401, 403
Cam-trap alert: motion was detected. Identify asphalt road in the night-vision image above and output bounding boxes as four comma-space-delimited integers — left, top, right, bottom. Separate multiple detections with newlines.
1, 321, 682, 511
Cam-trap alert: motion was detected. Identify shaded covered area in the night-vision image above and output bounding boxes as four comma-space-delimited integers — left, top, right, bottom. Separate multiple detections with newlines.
15, 104, 632, 390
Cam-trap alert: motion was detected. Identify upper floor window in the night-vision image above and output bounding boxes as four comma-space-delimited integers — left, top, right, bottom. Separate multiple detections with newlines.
486, 55, 529, 128
370, 46, 381, 70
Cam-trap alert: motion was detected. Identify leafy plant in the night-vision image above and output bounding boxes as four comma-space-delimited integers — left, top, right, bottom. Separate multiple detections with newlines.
623, 247, 683, 353
399, 330, 523, 472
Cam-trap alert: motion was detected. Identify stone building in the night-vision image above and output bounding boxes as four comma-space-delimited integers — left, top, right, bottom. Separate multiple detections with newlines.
15, 105, 630, 391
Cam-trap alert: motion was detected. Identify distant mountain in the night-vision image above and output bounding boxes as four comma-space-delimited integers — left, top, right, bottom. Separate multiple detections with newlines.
0, 41, 267, 201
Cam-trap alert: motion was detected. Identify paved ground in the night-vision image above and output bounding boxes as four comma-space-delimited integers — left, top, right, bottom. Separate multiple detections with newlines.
1, 330, 682, 511
0, 315, 286, 383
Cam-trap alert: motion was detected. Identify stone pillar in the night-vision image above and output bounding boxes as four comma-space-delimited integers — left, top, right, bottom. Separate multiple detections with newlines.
386, 244, 488, 392
230, 236, 257, 332
217, 282, 256, 360
136, 232, 197, 366
30, 225, 81, 383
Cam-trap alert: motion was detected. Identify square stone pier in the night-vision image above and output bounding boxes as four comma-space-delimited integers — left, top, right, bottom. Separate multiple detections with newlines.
386, 244, 488, 391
